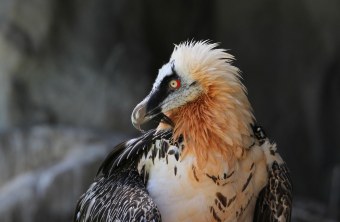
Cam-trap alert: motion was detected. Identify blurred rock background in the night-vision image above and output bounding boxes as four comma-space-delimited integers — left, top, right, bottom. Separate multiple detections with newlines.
0, 0, 339, 221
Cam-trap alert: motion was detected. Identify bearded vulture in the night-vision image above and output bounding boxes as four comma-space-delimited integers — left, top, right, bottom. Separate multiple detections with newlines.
74, 41, 292, 222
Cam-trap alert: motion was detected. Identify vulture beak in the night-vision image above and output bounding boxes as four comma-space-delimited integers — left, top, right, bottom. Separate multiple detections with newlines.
131, 95, 173, 132
131, 99, 149, 132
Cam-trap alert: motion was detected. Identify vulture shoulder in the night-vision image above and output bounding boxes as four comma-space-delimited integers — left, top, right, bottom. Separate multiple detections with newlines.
73, 129, 172, 222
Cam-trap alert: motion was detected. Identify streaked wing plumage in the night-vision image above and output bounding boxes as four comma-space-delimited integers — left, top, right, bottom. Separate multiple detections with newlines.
74, 129, 172, 222
74, 166, 161, 222
253, 127, 293, 222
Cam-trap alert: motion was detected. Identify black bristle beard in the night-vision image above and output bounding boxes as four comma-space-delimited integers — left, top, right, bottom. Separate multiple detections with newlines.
153, 113, 174, 127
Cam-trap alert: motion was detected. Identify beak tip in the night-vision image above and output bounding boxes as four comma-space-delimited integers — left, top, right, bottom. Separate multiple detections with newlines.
131, 100, 148, 132
131, 120, 143, 133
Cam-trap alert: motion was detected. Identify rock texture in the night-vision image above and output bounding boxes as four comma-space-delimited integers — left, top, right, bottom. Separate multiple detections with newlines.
0, 126, 126, 222
0, 0, 150, 131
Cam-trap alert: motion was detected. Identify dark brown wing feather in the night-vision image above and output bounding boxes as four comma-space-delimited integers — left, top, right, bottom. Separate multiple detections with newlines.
253, 161, 293, 222
74, 163, 161, 222
74, 129, 172, 222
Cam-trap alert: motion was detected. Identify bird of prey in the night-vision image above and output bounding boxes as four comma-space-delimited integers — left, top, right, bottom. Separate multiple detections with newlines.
74, 41, 292, 222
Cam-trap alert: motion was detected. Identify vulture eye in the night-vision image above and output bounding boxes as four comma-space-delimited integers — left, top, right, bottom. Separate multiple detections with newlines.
169, 79, 181, 90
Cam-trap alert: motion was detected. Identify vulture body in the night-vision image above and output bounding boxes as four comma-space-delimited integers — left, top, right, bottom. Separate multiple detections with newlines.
74, 41, 292, 222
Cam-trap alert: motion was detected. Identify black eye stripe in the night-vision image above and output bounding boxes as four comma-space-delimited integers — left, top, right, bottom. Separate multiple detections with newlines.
162, 74, 179, 85
146, 73, 179, 115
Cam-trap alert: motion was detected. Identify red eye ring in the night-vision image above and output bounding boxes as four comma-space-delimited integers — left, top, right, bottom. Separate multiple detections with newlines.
169, 79, 181, 89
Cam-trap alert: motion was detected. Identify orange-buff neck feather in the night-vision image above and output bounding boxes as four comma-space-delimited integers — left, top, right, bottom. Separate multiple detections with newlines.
167, 69, 254, 169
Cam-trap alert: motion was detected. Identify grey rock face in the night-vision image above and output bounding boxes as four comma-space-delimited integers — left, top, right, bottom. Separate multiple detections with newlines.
0, 0, 150, 131
0, 125, 126, 222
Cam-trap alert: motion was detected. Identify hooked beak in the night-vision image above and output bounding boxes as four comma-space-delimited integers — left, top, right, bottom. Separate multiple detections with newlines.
131, 99, 148, 132
131, 97, 159, 132
131, 97, 173, 132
